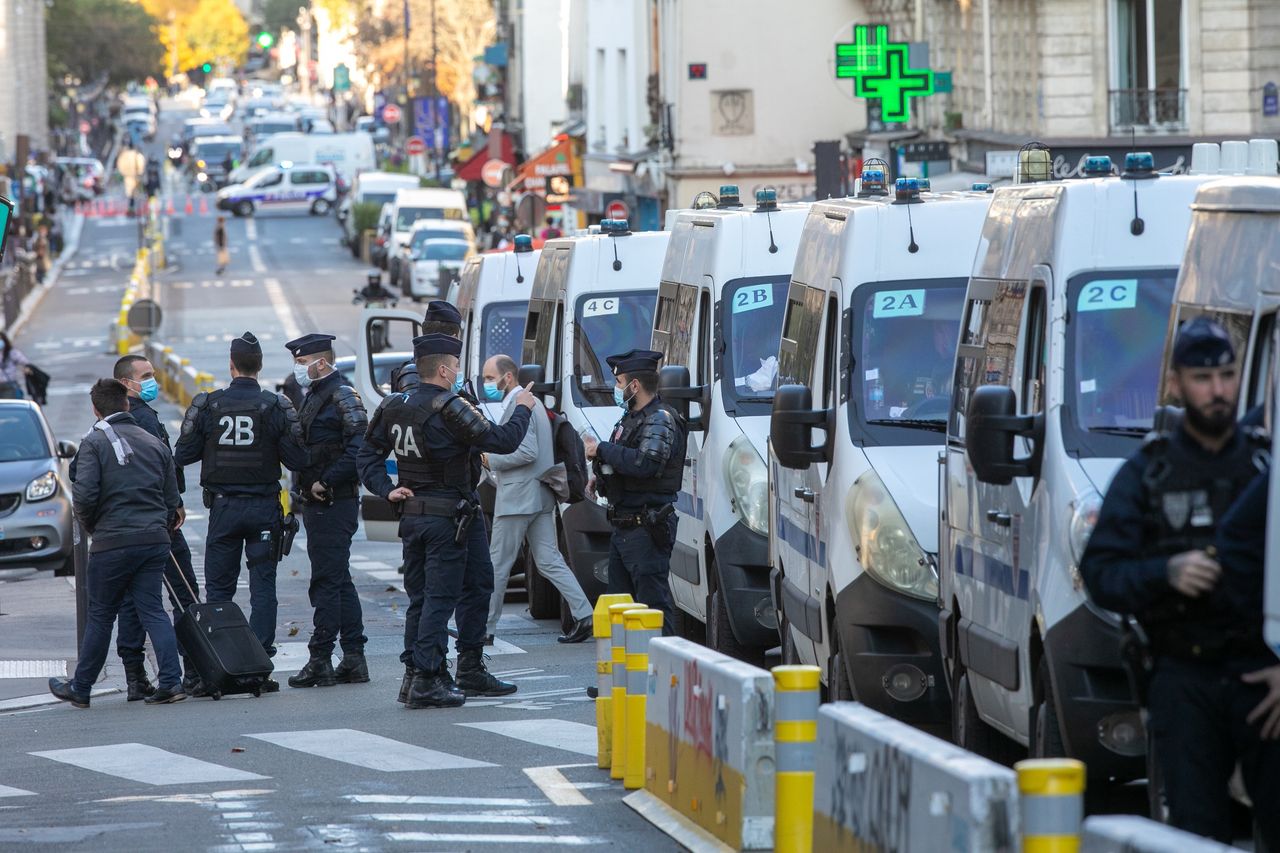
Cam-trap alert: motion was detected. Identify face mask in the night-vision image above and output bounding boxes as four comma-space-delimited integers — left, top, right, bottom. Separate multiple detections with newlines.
614, 382, 634, 410
138, 378, 159, 403
293, 363, 313, 389
483, 381, 502, 401
443, 365, 463, 392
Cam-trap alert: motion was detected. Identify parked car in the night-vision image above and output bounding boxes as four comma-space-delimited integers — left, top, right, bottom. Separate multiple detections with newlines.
404, 238, 474, 301
395, 219, 476, 288
0, 400, 77, 576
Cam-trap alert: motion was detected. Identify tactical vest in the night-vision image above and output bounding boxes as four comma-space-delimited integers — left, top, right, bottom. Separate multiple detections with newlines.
388, 388, 472, 491
607, 403, 685, 498
299, 383, 345, 475
201, 391, 282, 485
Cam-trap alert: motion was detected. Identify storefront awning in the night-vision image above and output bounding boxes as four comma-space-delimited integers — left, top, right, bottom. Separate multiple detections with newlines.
508, 135, 581, 199
456, 131, 517, 183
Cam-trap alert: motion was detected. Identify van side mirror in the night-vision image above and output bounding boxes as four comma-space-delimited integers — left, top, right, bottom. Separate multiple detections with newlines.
965, 385, 1042, 485
519, 363, 558, 398
770, 384, 831, 469
57, 440, 78, 459
657, 365, 710, 431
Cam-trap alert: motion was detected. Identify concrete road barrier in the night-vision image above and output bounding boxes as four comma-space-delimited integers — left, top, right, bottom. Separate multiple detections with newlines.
1082, 816, 1244, 852
630, 636, 776, 850
812, 702, 1019, 852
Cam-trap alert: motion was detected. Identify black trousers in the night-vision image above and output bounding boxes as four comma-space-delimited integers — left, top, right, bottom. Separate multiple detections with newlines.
204, 494, 282, 654
400, 513, 492, 673
116, 528, 198, 671
605, 514, 678, 636
301, 497, 365, 657
1148, 655, 1280, 847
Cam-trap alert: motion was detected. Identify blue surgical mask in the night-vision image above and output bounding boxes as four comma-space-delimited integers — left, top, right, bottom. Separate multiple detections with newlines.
614, 384, 628, 409
443, 365, 463, 393
293, 363, 313, 389
483, 381, 502, 401
138, 378, 159, 402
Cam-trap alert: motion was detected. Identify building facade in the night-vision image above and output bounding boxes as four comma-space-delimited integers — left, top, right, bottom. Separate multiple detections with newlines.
0, 0, 50, 157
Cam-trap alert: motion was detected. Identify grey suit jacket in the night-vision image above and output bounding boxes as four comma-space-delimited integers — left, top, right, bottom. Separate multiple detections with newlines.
487, 392, 555, 516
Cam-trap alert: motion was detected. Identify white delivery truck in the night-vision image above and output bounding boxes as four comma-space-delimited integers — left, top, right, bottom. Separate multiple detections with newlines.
386, 188, 470, 287
230, 132, 375, 185
941, 154, 1218, 785
519, 220, 669, 607
769, 177, 992, 730
649, 186, 810, 659
339, 171, 422, 254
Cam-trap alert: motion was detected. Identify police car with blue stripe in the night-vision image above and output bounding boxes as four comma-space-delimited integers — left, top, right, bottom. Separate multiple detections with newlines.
216, 162, 338, 217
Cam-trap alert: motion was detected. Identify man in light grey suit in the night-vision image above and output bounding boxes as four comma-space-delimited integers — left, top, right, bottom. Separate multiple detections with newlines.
482, 354, 594, 643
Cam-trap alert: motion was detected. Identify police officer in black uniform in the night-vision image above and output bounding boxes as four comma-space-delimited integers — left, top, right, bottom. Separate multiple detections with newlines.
358, 333, 535, 708
284, 333, 371, 688
582, 349, 687, 634
1080, 317, 1278, 845
422, 300, 463, 338
174, 333, 308, 681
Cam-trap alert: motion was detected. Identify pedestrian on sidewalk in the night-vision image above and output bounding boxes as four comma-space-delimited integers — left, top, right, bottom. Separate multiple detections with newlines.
0, 332, 31, 399
481, 354, 593, 644
49, 379, 186, 708
214, 215, 229, 275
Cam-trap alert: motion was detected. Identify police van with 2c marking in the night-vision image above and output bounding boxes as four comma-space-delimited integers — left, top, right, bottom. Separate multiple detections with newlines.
216, 162, 338, 218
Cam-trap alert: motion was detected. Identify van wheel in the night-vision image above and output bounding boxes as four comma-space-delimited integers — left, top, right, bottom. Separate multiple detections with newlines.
528, 560, 561, 620
1030, 658, 1066, 758
674, 607, 706, 644
706, 556, 747, 659
828, 636, 855, 702
779, 608, 801, 666
952, 664, 1023, 765
235, 200, 253, 217
311, 198, 331, 215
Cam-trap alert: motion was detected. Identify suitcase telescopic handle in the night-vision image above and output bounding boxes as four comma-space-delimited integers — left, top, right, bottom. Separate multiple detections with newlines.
162, 552, 201, 611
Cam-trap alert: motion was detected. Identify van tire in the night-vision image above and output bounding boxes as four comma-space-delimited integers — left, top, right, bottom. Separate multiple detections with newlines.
952, 664, 1022, 765
779, 609, 801, 666
528, 559, 561, 620
311, 199, 331, 215
235, 200, 254, 217
675, 607, 706, 644
1030, 658, 1067, 758
706, 557, 747, 660
828, 631, 855, 701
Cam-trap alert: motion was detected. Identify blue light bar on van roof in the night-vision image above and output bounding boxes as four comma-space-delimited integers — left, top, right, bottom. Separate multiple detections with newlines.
1083, 155, 1113, 176
513, 234, 533, 253
971, 182, 993, 192
917, 178, 931, 192
858, 169, 887, 196
1124, 152, 1155, 175
601, 218, 631, 235
717, 185, 742, 208
754, 187, 778, 211
894, 177, 920, 200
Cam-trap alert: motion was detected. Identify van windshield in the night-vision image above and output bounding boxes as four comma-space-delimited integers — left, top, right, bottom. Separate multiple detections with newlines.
479, 301, 527, 368
396, 206, 465, 231
573, 291, 657, 406
851, 279, 967, 441
1065, 269, 1177, 446
721, 276, 790, 406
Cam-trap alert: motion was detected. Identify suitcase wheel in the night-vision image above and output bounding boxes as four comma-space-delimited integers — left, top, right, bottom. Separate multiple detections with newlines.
210, 691, 222, 701
252, 687, 262, 698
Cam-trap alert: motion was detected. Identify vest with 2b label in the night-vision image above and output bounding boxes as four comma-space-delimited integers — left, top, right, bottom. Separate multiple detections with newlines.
201, 390, 282, 485
387, 387, 473, 492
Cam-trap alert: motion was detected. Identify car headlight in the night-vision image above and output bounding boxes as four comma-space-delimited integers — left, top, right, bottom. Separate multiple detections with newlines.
197, 172, 208, 182
846, 469, 936, 601
723, 435, 768, 536
26, 471, 57, 502
1068, 489, 1103, 565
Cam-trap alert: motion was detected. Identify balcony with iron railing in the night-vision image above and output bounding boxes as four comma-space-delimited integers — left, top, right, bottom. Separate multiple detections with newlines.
1109, 88, 1188, 134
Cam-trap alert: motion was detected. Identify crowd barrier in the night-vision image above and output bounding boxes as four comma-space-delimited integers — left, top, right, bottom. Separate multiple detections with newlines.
1082, 815, 1244, 852
110, 247, 150, 356
143, 339, 215, 409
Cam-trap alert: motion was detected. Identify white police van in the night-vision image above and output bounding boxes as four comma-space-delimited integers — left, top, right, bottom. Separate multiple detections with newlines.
649, 186, 810, 658
216, 162, 337, 217
519, 220, 669, 608
769, 175, 992, 729
941, 152, 1219, 783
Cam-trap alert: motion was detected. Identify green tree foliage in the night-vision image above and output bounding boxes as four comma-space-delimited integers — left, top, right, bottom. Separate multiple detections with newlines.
47, 0, 165, 85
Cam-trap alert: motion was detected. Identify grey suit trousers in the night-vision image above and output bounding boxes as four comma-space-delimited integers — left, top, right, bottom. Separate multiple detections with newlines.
488, 509, 592, 633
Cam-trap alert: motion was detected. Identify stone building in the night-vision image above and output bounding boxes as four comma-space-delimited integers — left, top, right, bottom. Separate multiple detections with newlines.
0, 0, 49, 157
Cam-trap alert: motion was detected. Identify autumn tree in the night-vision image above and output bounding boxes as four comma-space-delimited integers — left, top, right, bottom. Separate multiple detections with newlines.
47, 0, 165, 85
142, 0, 249, 74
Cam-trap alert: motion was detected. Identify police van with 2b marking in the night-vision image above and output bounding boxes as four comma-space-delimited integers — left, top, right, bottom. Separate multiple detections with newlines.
649, 186, 811, 660
768, 174, 993, 729
940, 149, 1225, 787
216, 162, 338, 218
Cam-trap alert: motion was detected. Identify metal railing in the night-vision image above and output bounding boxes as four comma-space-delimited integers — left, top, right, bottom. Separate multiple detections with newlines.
0, 254, 39, 332
1109, 88, 1187, 133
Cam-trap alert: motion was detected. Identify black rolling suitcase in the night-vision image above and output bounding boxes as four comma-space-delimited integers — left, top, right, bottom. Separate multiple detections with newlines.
165, 556, 274, 699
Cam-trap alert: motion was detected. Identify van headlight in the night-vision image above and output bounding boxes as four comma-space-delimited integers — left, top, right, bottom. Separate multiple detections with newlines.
723, 435, 768, 536
847, 469, 936, 601
1069, 489, 1103, 565
26, 471, 57, 502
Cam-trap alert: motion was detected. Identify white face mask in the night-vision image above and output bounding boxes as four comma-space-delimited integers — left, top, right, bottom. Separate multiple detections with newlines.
293, 362, 313, 388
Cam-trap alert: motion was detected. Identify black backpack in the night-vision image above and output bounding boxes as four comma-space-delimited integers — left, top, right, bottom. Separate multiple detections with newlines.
547, 409, 588, 504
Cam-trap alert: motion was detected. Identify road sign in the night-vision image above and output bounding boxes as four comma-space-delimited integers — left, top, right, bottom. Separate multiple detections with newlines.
901, 140, 950, 162
481, 159, 508, 189
406, 136, 427, 157
126, 299, 163, 336
383, 103, 402, 124
78, 120, 90, 134
606, 199, 630, 220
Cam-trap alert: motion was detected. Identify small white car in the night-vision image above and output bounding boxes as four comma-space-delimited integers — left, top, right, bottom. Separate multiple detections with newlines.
395, 219, 476, 288
404, 238, 473, 301
216, 163, 338, 217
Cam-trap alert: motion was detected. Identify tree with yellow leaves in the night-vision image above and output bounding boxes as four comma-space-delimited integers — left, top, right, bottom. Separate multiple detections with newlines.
142, 0, 249, 75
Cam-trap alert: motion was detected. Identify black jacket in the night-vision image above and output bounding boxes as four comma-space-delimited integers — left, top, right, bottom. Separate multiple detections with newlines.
72, 412, 179, 553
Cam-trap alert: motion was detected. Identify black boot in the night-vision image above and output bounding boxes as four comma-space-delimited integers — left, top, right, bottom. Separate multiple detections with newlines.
405, 670, 465, 709
557, 617, 593, 644
124, 663, 156, 702
438, 662, 465, 702
397, 665, 416, 704
288, 655, 337, 688
48, 677, 90, 708
455, 649, 517, 697
334, 652, 370, 684
144, 685, 187, 705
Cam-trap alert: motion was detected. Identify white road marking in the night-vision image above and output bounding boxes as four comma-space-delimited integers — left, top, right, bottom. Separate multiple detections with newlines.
523, 765, 593, 806
31, 743, 269, 785
262, 277, 301, 341
458, 720, 598, 756
246, 729, 495, 771
0, 660, 67, 679
245, 218, 258, 242
361, 812, 568, 825
248, 245, 267, 274
445, 636, 525, 660
350, 561, 392, 570
364, 570, 403, 583
344, 794, 536, 807
0, 785, 36, 798
385, 833, 604, 845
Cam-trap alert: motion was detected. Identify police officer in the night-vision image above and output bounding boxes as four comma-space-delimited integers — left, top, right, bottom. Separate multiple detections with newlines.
1080, 317, 1277, 845
358, 333, 536, 708
174, 332, 308, 682
422, 300, 463, 338
284, 333, 370, 688
582, 349, 687, 633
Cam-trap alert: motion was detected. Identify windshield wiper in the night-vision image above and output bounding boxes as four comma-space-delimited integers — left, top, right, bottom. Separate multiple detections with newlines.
1086, 425, 1150, 437
865, 418, 946, 432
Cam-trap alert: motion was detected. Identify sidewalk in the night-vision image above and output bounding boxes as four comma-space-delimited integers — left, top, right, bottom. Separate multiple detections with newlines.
0, 211, 86, 337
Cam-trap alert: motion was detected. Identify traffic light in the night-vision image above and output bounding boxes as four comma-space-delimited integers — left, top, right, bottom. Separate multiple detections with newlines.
256, 30, 274, 49
201, 62, 213, 73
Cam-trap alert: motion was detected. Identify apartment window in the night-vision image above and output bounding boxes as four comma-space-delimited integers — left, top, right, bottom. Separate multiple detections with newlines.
1110, 0, 1185, 132
593, 48, 606, 151
616, 49, 628, 151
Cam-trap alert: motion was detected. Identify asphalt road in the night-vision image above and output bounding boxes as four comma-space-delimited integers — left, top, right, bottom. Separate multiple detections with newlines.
0, 100, 675, 852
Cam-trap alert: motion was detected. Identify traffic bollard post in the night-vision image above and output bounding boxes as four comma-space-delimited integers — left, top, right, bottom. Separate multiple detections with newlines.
594, 594, 634, 768
609, 602, 646, 780
1016, 758, 1085, 853
623, 608, 664, 790
773, 665, 820, 853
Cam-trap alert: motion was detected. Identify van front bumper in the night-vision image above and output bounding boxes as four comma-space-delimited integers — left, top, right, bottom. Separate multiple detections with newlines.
712, 522, 777, 648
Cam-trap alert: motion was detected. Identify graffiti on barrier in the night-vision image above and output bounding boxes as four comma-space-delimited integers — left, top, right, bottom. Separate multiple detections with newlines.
827, 731, 914, 852
683, 659, 714, 758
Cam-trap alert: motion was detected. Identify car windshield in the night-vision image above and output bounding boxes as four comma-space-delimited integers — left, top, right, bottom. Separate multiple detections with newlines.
573, 291, 657, 406
396, 207, 465, 231
194, 142, 240, 161
0, 408, 50, 461
480, 301, 527, 368
721, 276, 791, 406
853, 279, 967, 434
417, 242, 469, 261
193, 125, 232, 137
411, 228, 467, 252
363, 192, 397, 208
1066, 269, 1177, 436
245, 169, 281, 188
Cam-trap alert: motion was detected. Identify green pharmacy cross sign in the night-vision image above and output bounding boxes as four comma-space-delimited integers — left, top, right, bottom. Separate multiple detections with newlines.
835, 24, 935, 123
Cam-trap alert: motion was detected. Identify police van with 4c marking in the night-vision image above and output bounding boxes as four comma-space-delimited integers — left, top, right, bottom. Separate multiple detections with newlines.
769, 173, 993, 728
941, 149, 1222, 786
649, 185, 811, 660
520, 220, 669, 611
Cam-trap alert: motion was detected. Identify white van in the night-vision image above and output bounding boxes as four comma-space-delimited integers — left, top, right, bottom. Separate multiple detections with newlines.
519, 221, 669, 608
339, 171, 422, 255
215, 162, 338, 217
387, 188, 470, 286
648, 188, 810, 658
769, 179, 992, 730
941, 158, 1217, 783
230, 132, 375, 185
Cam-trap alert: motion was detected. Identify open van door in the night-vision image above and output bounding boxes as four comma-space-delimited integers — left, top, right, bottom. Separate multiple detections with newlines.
1268, 345, 1280, 661
355, 307, 422, 542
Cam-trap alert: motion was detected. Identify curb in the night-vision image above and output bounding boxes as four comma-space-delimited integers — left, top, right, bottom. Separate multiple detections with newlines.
0, 686, 121, 714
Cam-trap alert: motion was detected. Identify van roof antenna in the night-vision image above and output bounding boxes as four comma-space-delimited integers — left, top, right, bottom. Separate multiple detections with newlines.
611, 239, 622, 271
1128, 126, 1145, 236
906, 201, 919, 254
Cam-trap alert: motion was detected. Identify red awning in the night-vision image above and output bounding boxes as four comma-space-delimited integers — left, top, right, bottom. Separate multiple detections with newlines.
508, 136, 576, 194
457, 131, 517, 183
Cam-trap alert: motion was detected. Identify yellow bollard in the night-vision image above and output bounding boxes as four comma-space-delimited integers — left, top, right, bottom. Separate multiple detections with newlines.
1016, 758, 1085, 853
593, 594, 633, 768
623, 608, 663, 790
773, 665, 821, 853
609, 602, 646, 780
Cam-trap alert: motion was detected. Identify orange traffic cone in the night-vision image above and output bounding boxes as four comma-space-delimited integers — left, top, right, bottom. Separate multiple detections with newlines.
184, 195, 194, 215
199, 195, 209, 215
166, 196, 175, 216
82, 200, 93, 218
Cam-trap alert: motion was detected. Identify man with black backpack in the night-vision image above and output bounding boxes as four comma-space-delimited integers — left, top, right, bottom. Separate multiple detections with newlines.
480, 355, 593, 644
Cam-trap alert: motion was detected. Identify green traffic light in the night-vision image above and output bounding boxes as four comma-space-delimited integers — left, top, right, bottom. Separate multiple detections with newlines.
256, 31, 274, 49
202, 63, 212, 73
